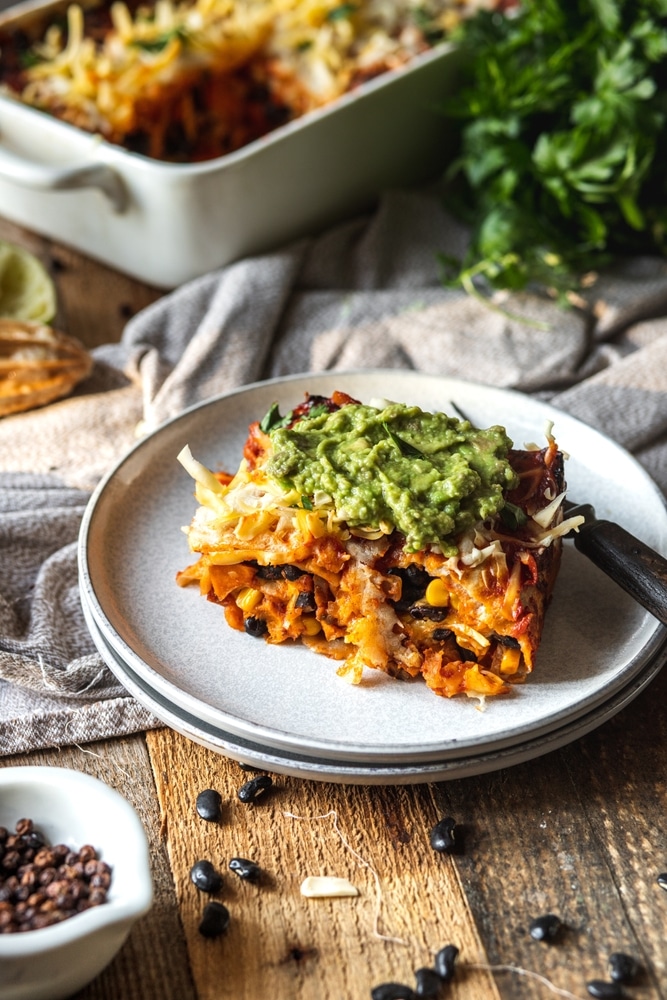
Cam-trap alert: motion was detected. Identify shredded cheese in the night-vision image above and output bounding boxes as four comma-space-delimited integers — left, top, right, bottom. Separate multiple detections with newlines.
3, 0, 498, 161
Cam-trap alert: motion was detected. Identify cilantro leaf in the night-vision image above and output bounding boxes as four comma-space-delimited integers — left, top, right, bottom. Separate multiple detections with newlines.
499, 501, 528, 530
382, 422, 426, 458
440, 0, 667, 299
259, 402, 284, 434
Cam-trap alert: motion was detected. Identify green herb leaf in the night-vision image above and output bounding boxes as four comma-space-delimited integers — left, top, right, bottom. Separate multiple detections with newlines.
500, 501, 528, 530
300, 495, 313, 510
326, 3, 358, 22
130, 27, 187, 52
440, 0, 667, 298
382, 422, 426, 458
259, 402, 284, 434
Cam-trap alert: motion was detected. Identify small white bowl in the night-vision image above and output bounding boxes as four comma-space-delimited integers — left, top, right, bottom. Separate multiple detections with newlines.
0, 766, 153, 1000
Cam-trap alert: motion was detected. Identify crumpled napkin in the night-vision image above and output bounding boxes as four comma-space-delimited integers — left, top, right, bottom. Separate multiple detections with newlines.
1, 188, 666, 754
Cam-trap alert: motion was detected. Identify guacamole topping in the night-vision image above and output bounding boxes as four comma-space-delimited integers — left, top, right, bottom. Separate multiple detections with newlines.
265, 401, 519, 553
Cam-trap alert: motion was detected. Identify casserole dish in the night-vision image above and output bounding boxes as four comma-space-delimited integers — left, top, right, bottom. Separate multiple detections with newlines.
0, 0, 463, 289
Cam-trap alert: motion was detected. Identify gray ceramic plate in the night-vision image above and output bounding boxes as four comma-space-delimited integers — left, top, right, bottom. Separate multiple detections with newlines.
81, 590, 666, 784
78, 371, 667, 764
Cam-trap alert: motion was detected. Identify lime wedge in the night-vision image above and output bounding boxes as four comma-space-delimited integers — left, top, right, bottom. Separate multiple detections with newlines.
0, 241, 56, 323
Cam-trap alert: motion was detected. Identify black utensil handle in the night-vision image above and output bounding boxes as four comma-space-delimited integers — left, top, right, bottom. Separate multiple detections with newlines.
574, 520, 667, 626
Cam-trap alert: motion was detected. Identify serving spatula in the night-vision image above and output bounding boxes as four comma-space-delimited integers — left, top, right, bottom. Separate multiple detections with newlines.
564, 500, 667, 626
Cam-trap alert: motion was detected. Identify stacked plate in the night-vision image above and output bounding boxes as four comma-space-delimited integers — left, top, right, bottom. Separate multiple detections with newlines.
78, 371, 667, 784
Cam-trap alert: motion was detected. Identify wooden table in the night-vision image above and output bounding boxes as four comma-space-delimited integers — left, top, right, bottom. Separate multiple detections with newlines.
2, 216, 667, 1000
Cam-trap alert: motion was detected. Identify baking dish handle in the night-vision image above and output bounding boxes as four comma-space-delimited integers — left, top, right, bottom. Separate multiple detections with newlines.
0, 145, 127, 212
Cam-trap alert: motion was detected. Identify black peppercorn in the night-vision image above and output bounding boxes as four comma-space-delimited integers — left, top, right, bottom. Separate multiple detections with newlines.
189, 860, 223, 894
198, 901, 230, 939
237, 774, 273, 803
196, 789, 223, 823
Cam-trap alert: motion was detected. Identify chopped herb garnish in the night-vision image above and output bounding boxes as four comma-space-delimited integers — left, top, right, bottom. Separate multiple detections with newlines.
130, 27, 187, 52
300, 495, 313, 510
259, 402, 284, 434
382, 421, 426, 458
19, 51, 44, 69
500, 501, 528, 530
326, 3, 358, 22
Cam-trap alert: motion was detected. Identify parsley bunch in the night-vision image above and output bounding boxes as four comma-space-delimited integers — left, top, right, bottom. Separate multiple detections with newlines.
440, 0, 667, 299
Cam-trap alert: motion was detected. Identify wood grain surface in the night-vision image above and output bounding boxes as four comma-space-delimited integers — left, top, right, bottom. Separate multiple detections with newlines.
1, 217, 667, 1000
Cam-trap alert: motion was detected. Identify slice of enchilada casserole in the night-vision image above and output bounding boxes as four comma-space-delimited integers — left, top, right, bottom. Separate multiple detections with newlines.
177, 391, 582, 700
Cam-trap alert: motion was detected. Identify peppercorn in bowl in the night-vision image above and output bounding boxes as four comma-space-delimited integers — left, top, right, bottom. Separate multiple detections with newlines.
0, 766, 153, 1000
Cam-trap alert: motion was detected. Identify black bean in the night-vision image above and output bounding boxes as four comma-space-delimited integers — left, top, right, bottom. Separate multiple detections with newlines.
198, 901, 230, 939
432, 628, 453, 641
254, 563, 283, 580
229, 857, 261, 882
434, 944, 459, 982
409, 605, 448, 622
414, 966, 442, 997
238, 774, 273, 803
244, 616, 268, 637
608, 952, 639, 984
189, 860, 223, 894
586, 981, 624, 999
196, 789, 223, 823
490, 632, 520, 649
282, 564, 304, 581
429, 817, 458, 854
370, 983, 417, 1000
529, 913, 563, 942
657, 872, 667, 890
295, 591, 317, 611
455, 644, 477, 663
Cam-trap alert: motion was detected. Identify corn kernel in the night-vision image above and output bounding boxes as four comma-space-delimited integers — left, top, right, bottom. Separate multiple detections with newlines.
236, 587, 261, 612
499, 646, 522, 675
301, 616, 322, 636
425, 579, 449, 607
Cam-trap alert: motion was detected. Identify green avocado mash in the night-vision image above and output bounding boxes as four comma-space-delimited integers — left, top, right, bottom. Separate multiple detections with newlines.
264, 400, 519, 554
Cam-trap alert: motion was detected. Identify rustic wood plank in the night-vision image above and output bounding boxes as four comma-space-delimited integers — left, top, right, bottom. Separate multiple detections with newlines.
435, 664, 667, 1000
3, 735, 196, 1000
146, 727, 500, 1000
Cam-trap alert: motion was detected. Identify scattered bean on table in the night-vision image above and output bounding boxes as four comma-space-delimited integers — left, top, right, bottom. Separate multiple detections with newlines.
189, 859, 223, 894
434, 943, 459, 981
429, 817, 459, 853
413, 965, 442, 997
228, 857, 261, 882
608, 952, 639, 984
195, 789, 223, 823
237, 774, 273, 803
198, 901, 230, 939
586, 980, 624, 999
370, 982, 417, 1000
529, 913, 563, 942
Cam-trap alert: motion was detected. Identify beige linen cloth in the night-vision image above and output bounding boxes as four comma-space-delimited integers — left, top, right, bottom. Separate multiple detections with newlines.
1, 188, 667, 755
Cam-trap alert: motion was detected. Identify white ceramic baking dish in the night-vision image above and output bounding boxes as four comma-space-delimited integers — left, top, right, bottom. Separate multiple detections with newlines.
0, 0, 462, 288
